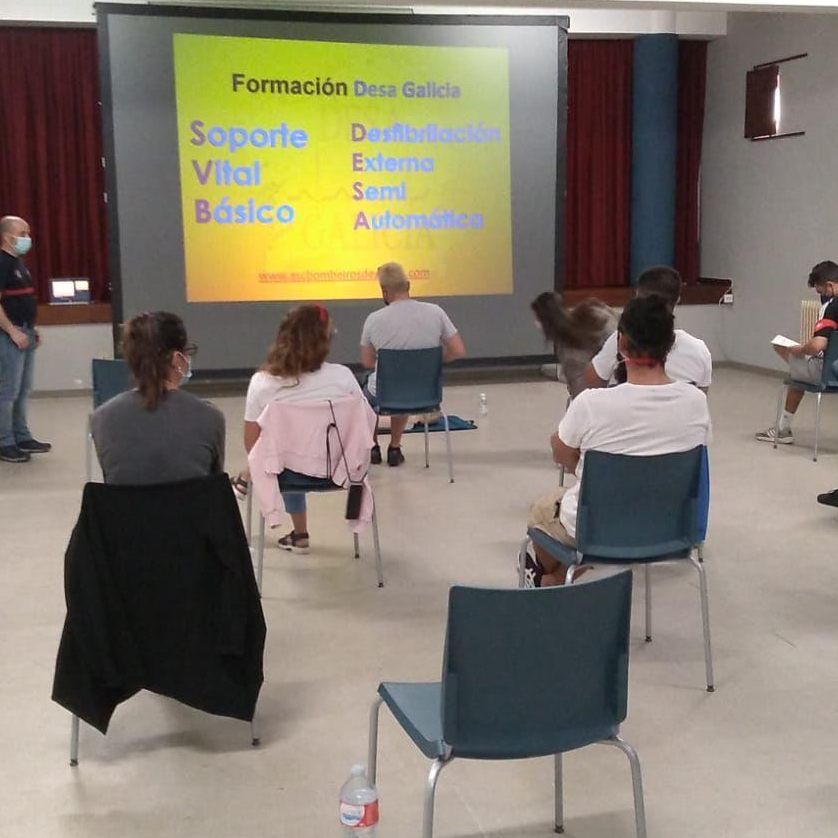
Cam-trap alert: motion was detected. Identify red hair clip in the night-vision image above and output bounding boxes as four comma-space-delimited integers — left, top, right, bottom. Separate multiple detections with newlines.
314, 304, 329, 324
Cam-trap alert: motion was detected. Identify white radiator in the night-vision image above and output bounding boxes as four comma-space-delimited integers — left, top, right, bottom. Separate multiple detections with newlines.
801, 299, 821, 342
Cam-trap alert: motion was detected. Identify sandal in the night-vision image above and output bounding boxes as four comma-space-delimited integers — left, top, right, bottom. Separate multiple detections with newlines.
277, 530, 310, 554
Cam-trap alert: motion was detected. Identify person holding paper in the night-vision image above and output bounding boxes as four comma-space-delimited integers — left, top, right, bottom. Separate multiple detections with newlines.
756, 260, 838, 444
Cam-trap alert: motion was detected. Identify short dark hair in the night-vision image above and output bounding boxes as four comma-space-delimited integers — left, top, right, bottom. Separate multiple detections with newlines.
635, 266, 682, 309
618, 295, 675, 366
807, 261, 838, 287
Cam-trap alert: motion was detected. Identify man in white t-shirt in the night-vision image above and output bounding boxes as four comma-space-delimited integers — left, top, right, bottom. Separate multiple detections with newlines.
583, 266, 712, 391
360, 262, 466, 466
525, 295, 712, 587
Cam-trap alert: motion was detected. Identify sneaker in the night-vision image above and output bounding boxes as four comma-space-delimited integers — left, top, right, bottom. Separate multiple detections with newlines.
522, 551, 543, 589
230, 474, 249, 502
277, 530, 310, 554
17, 438, 51, 453
0, 445, 30, 463
387, 445, 405, 467
370, 444, 382, 465
817, 488, 838, 508
755, 426, 793, 444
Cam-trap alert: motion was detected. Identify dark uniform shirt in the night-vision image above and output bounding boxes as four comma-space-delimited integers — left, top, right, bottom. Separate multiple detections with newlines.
0, 251, 37, 327
814, 298, 838, 339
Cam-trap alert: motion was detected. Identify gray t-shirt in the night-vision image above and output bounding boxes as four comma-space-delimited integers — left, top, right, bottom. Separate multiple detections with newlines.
91, 389, 225, 485
360, 299, 458, 395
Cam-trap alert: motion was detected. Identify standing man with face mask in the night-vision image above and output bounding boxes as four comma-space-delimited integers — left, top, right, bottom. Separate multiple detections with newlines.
0, 215, 51, 463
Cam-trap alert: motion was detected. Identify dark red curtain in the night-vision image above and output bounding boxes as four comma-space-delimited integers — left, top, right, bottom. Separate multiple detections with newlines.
674, 40, 708, 286
565, 40, 633, 290
0, 27, 108, 302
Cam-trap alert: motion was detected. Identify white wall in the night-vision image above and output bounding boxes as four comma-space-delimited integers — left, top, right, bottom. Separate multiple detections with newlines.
701, 11, 838, 371
32, 324, 113, 392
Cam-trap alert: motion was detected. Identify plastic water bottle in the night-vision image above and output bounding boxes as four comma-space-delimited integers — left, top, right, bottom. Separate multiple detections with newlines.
479, 392, 488, 416
339, 764, 379, 836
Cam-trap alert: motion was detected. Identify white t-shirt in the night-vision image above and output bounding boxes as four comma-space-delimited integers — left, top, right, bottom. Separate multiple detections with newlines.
360, 299, 458, 395
244, 363, 362, 422
591, 329, 712, 388
558, 381, 712, 537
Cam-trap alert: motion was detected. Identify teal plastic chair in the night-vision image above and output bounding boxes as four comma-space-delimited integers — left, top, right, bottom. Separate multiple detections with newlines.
773, 331, 838, 461
367, 573, 645, 837
91, 358, 131, 409
520, 446, 714, 692
375, 347, 454, 483
86, 359, 132, 481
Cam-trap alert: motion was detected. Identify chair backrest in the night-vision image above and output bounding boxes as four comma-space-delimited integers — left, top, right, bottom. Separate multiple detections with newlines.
821, 332, 838, 389
576, 446, 704, 561
91, 358, 132, 409
441, 572, 632, 759
375, 347, 443, 412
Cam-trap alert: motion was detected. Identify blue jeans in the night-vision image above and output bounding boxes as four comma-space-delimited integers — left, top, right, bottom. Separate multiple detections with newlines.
281, 492, 307, 514
0, 327, 36, 448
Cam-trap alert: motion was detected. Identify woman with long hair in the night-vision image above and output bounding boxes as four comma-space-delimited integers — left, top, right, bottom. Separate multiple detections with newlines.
90, 311, 225, 484
531, 291, 617, 397
243, 304, 362, 554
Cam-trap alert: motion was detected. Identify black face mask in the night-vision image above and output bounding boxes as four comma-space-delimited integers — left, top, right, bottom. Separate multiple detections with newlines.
821, 294, 832, 305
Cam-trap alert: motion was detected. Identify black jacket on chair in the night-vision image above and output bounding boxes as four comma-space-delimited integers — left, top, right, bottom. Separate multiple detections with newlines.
52, 474, 266, 734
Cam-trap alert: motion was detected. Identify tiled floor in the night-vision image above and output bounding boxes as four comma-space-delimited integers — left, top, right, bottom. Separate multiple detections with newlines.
3, 367, 838, 837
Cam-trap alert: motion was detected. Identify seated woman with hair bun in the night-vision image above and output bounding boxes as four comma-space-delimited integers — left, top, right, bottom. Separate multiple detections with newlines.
91, 311, 225, 485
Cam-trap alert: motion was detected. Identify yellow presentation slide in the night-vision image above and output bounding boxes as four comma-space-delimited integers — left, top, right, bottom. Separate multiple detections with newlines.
173, 33, 512, 303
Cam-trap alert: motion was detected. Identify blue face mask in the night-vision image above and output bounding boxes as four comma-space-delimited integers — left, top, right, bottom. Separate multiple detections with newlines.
13, 236, 32, 256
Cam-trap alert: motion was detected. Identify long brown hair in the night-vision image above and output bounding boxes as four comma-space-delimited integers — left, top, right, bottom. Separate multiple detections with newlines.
531, 291, 613, 351
121, 311, 188, 409
262, 305, 332, 379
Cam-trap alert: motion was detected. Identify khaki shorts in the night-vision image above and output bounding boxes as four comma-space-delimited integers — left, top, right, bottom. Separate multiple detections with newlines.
788, 354, 823, 386
527, 487, 576, 548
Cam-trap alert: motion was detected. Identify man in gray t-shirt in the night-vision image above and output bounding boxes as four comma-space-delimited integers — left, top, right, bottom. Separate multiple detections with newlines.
91, 388, 225, 485
360, 262, 466, 466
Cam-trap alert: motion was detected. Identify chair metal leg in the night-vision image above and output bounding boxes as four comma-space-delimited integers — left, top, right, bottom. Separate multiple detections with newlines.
565, 564, 578, 585
690, 555, 715, 692
250, 712, 260, 746
697, 542, 705, 563
353, 532, 360, 560
517, 537, 529, 589
368, 695, 383, 784
371, 504, 384, 588
424, 418, 430, 468
814, 391, 823, 462
70, 714, 80, 766
245, 489, 253, 544
773, 383, 785, 450
85, 429, 93, 483
423, 757, 452, 838
442, 412, 454, 483
554, 753, 564, 833
600, 737, 647, 838
256, 514, 265, 595
644, 565, 652, 642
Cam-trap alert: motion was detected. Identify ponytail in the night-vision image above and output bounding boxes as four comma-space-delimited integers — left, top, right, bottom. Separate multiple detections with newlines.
121, 311, 188, 409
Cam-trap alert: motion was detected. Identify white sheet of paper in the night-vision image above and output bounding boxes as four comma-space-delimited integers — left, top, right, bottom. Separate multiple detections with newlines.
772, 334, 800, 348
